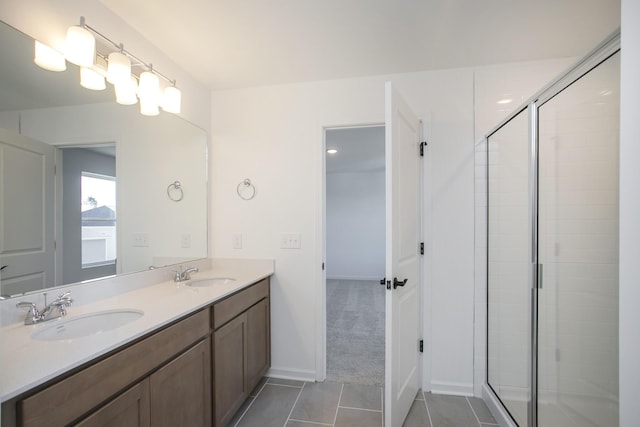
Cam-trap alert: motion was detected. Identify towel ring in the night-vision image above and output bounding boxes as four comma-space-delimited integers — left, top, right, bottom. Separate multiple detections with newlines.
237, 178, 256, 200
167, 181, 184, 202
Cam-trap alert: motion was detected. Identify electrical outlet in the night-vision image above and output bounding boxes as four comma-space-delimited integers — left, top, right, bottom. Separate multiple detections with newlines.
280, 233, 301, 249
233, 233, 243, 249
181, 233, 191, 248
132, 233, 149, 247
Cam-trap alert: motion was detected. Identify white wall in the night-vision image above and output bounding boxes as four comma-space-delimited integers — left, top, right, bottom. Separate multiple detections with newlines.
619, 1, 640, 425
326, 171, 385, 280
210, 67, 477, 387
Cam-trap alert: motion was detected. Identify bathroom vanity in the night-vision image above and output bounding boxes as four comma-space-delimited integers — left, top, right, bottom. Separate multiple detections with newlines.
0, 260, 273, 427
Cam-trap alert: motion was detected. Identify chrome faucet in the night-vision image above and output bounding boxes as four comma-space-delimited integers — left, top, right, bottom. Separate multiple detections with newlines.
173, 266, 199, 282
16, 291, 73, 325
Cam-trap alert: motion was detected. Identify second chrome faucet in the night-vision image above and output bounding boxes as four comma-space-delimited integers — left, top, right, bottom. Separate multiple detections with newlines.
16, 291, 73, 325
173, 266, 199, 282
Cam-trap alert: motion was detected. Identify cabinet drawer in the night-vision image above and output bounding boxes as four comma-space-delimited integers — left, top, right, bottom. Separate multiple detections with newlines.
19, 309, 209, 427
213, 278, 269, 329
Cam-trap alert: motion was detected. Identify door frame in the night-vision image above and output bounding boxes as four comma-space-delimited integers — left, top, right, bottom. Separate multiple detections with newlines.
317, 122, 386, 382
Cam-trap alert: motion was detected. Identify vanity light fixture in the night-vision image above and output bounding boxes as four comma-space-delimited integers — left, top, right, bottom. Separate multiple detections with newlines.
107, 48, 131, 85
34, 41, 66, 72
64, 17, 95, 67
139, 69, 160, 116
327, 149, 338, 154
162, 84, 182, 114
33, 16, 182, 116
496, 98, 513, 105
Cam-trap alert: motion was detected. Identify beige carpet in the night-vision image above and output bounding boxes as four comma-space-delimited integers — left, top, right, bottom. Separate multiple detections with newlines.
326, 279, 385, 385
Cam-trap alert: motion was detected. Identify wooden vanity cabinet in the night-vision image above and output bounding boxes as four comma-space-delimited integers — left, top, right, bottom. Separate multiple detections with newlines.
213, 278, 270, 427
12, 308, 211, 427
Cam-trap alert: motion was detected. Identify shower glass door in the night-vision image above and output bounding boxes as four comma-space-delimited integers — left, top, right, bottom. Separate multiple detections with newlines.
536, 51, 620, 427
487, 109, 531, 427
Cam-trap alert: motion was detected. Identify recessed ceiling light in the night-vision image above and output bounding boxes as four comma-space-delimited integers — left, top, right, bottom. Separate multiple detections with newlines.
327, 149, 338, 154
497, 98, 513, 105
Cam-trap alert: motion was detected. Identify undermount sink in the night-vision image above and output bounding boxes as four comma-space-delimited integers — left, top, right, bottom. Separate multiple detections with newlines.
186, 277, 236, 287
31, 309, 144, 341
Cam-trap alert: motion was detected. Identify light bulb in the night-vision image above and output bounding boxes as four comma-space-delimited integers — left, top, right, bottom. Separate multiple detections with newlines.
115, 75, 138, 105
138, 71, 160, 116
34, 41, 66, 72
140, 97, 160, 116
65, 25, 95, 67
107, 51, 131, 85
80, 66, 106, 90
162, 86, 181, 114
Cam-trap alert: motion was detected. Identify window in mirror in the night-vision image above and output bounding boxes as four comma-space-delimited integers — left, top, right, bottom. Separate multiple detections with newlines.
81, 173, 117, 268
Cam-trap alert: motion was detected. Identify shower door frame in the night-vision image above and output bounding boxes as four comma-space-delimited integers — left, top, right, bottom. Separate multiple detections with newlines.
484, 30, 621, 427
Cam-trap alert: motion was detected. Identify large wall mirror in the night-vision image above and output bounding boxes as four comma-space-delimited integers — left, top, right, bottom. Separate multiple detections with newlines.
0, 20, 208, 298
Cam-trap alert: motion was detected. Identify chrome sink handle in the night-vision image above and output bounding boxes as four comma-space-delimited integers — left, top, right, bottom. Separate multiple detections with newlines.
48, 292, 73, 317
16, 301, 40, 325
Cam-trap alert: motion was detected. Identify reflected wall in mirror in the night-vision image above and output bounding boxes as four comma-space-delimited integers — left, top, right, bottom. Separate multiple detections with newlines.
0, 20, 208, 297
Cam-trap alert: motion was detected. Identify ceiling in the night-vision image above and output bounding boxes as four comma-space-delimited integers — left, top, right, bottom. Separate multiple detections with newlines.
100, 0, 620, 91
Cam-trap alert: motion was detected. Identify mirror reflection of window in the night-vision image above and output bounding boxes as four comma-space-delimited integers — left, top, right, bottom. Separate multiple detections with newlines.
80, 173, 117, 268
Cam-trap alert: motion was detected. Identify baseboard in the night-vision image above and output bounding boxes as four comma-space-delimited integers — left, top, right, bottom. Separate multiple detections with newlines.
266, 367, 316, 383
429, 380, 475, 396
325, 275, 382, 281
482, 384, 517, 427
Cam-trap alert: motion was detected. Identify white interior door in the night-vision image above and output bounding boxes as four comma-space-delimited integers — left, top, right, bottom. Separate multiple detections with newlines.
0, 128, 55, 296
384, 82, 422, 427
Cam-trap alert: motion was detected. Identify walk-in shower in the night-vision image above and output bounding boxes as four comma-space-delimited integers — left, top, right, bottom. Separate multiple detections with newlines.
486, 32, 620, 427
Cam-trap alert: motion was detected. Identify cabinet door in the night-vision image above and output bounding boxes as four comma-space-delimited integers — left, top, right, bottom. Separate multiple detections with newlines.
246, 298, 270, 391
150, 338, 212, 427
214, 313, 247, 427
75, 380, 150, 427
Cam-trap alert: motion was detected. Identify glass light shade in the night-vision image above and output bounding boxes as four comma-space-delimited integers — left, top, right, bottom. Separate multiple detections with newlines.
115, 76, 138, 105
65, 25, 95, 67
138, 71, 160, 115
107, 51, 131, 85
138, 71, 159, 100
140, 97, 160, 116
34, 41, 66, 72
80, 66, 106, 90
162, 86, 182, 114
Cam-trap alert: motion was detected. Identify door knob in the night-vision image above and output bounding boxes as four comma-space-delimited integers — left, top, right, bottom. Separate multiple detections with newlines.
393, 277, 408, 289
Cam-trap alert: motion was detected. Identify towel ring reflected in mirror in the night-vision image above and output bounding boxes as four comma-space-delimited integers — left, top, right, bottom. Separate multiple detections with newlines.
167, 180, 184, 202
237, 178, 256, 201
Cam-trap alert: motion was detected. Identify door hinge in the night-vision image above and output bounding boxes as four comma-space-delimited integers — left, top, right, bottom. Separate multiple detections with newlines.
322, 262, 325, 271
420, 242, 424, 255
54, 164, 57, 175
420, 141, 427, 157
419, 339, 424, 353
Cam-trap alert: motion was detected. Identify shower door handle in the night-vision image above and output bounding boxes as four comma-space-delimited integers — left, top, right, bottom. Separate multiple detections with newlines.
393, 277, 407, 289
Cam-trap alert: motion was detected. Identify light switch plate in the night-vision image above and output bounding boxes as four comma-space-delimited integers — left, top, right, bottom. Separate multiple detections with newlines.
280, 233, 301, 249
181, 233, 191, 248
132, 233, 149, 247
233, 233, 243, 249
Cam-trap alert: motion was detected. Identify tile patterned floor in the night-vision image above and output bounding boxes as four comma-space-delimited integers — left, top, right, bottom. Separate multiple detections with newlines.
229, 377, 499, 427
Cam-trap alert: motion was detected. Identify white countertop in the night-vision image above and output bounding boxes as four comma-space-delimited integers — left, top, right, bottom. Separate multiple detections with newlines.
0, 259, 274, 402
